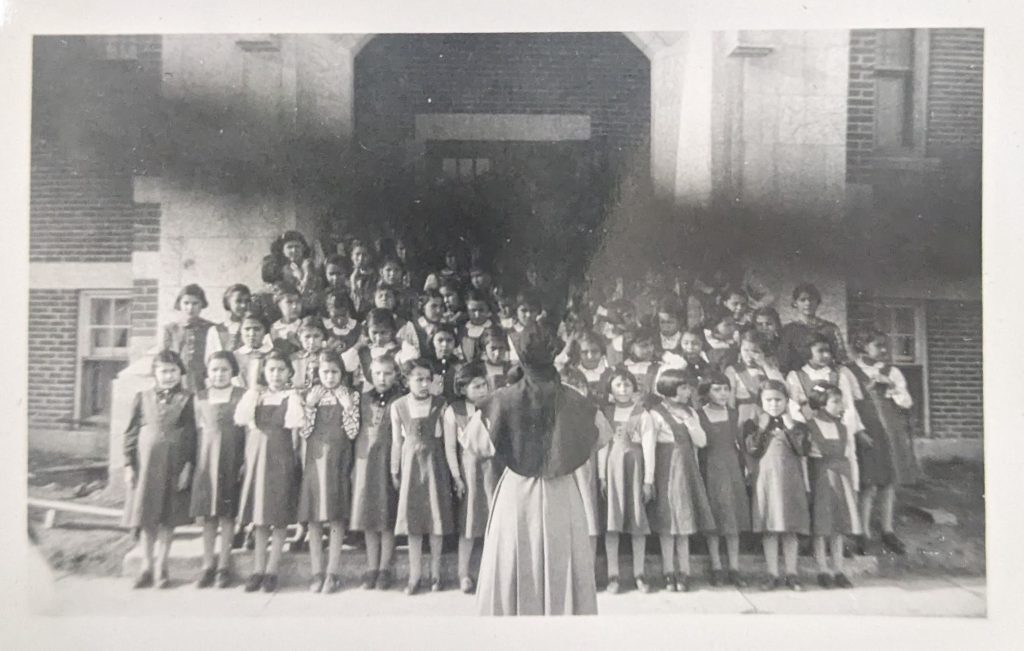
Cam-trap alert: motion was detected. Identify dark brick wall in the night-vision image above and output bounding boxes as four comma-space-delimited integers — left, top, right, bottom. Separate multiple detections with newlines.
926, 299, 983, 439
846, 29, 877, 183
28, 290, 79, 428
926, 28, 983, 155
30, 140, 136, 263
355, 33, 650, 153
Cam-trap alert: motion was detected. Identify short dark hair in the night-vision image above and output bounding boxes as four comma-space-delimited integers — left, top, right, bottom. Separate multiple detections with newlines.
261, 254, 284, 284
792, 283, 822, 306
174, 284, 208, 310
263, 349, 294, 376
807, 381, 842, 411
152, 349, 187, 375
297, 315, 327, 337
272, 230, 311, 259
607, 366, 639, 394
515, 289, 542, 312
655, 367, 696, 399
698, 370, 731, 398
454, 361, 487, 396
222, 284, 251, 312
402, 357, 435, 377
324, 289, 355, 317
758, 378, 790, 401
480, 325, 509, 350
239, 309, 269, 334
464, 288, 491, 306
802, 332, 834, 363
365, 308, 397, 333
206, 350, 240, 376
850, 327, 888, 355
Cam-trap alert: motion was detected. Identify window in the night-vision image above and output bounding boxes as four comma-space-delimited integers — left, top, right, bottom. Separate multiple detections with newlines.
874, 29, 929, 155
76, 292, 131, 423
441, 157, 491, 181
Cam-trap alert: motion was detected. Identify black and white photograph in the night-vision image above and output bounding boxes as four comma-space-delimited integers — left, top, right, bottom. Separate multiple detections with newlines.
4, 0, 1019, 645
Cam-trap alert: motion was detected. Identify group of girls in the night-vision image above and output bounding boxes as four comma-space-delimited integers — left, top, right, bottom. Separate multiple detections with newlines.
129, 228, 919, 595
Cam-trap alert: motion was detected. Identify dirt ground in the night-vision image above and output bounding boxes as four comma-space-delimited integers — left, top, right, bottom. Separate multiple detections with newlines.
27, 449, 985, 579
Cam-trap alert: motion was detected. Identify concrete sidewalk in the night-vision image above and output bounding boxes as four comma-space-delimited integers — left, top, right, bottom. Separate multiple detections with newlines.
33, 567, 985, 618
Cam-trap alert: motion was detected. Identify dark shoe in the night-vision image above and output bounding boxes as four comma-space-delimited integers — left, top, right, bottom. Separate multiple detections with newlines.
460, 576, 476, 594
760, 575, 782, 591
404, 579, 422, 596
727, 569, 747, 588
375, 569, 393, 591
309, 573, 325, 593
607, 576, 622, 594
784, 574, 803, 592
675, 573, 691, 593
430, 577, 442, 593
843, 536, 856, 558
833, 573, 854, 589
881, 532, 907, 555
662, 574, 677, 592
196, 567, 216, 589
709, 568, 725, 587
361, 570, 378, 590
323, 574, 342, 594
855, 534, 870, 556
215, 569, 233, 589
132, 570, 154, 589
232, 530, 246, 550
635, 575, 653, 593
261, 574, 278, 593
156, 570, 171, 589
816, 572, 834, 589
244, 573, 264, 592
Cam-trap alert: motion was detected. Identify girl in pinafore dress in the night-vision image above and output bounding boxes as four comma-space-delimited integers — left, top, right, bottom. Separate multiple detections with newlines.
805, 381, 862, 589
322, 289, 361, 355
123, 350, 197, 589
622, 328, 662, 401
480, 326, 512, 392
725, 330, 785, 426
444, 362, 504, 594
428, 324, 463, 401
390, 358, 457, 594
699, 370, 751, 588
349, 353, 404, 591
204, 284, 252, 356
743, 379, 811, 591
160, 284, 215, 392
847, 328, 920, 556
342, 308, 419, 394
598, 368, 656, 594
232, 310, 273, 390
648, 368, 716, 592
189, 351, 247, 589
458, 288, 495, 362
291, 316, 327, 392
298, 350, 360, 594
234, 349, 305, 593
268, 282, 304, 356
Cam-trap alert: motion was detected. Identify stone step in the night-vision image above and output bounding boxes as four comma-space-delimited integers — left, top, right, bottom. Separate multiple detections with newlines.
123, 533, 880, 587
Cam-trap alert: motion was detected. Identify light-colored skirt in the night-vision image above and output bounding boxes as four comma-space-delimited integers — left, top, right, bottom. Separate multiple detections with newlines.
477, 469, 598, 616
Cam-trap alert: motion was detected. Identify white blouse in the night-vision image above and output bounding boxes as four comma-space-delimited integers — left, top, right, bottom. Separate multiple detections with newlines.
233, 388, 305, 429
809, 415, 860, 492
204, 385, 236, 405
649, 405, 707, 447
854, 358, 913, 409
787, 364, 865, 436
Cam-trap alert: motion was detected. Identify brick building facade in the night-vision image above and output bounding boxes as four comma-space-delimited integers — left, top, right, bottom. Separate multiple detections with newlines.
26, 30, 983, 470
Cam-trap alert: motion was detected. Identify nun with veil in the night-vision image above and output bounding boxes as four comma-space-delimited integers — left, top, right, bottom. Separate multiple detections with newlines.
461, 323, 613, 616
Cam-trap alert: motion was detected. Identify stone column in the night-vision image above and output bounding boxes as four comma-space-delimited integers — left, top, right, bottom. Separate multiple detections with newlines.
631, 31, 714, 208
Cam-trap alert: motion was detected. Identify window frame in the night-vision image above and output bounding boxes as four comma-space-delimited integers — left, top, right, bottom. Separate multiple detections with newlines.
74, 290, 132, 423
873, 29, 930, 158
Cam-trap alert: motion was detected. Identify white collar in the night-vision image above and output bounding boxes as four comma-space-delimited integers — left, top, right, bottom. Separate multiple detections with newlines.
802, 364, 834, 377
660, 331, 682, 348
274, 319, 300, 332
578, 358, 608, 381
237, 341, 273, 355
465, 320, 492, 336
